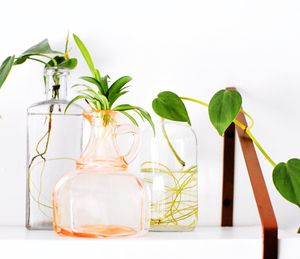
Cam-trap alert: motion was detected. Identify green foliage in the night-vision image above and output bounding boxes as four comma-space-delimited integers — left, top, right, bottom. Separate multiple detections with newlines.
208, 89, 242, 136
273, 159, 300, 207
21, 39, 59, 56
152, 91, 191, 125
73, 34, 98, 79
67, 34, 154, 131
0, 56, 15, 88
46, 56, 78, 69
0, 35, 77, 89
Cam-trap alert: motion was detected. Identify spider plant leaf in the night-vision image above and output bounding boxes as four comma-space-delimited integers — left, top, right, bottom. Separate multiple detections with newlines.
0, 55, 15, 88
82, 92, 109, 110
73, 34, 97, 77
81, 76, 104, 94
113, 104, 135, 111
273, 158, 300, 207
65, 95, 88, 113
113, 104, 155, 133
152, 91, 191, 125
20, 39, 59, 57
96, 94, 110, 110
208, 89, 242, 136
108, 76, 132, 101
119, 111, 139, 126
100, 75, 110, 94
134, 106, 155, 134
109, 91, 128, 107
95, 69, 101, 81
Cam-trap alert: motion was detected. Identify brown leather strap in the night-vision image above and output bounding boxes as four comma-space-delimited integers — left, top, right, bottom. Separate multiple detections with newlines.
221, 87, 278, 258
221, 122, 235, 226
235, 111, 278, 259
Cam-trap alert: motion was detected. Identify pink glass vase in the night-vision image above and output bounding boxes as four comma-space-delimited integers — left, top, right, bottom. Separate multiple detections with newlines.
53, 110, 148, 238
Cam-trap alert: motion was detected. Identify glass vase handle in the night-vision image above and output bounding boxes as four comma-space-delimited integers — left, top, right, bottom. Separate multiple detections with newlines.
115, 124, 141, 164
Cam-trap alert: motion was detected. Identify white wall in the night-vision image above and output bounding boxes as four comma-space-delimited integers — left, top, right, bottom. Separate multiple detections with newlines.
0, 0, 300, 229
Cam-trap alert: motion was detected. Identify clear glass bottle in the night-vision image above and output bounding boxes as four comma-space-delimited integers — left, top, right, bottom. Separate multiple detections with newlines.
26, 67, 83, 230
53, 110, 148, 238
140, 119, 198, 231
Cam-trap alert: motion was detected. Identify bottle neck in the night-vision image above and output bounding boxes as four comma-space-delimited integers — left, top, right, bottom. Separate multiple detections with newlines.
76, 110, 128, 170
44, 67, 69, 100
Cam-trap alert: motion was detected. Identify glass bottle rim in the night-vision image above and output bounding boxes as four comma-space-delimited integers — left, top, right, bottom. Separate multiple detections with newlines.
44, 66, 70, 76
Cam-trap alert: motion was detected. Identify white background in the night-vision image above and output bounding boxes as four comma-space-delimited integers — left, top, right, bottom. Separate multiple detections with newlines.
0, 0, 300, 231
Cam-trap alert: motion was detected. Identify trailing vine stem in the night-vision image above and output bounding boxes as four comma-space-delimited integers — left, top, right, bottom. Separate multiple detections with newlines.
180, 96, 277, 168
161, 119, 186, 167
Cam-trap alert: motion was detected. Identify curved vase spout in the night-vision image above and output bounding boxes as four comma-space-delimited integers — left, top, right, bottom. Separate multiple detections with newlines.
76, 110, 141, 171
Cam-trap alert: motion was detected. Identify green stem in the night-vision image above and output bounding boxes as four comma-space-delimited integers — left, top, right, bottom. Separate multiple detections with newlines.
161, 120, 186, 167
180, 96, 209, 107
298, 226, 300, 234
27, 57, 48, 65
31, 54, 58, 66
233, 119, 277, 167
182, 97, 277, 168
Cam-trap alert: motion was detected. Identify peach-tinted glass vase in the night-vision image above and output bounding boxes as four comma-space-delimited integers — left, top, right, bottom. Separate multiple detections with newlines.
53, 110, 148, 238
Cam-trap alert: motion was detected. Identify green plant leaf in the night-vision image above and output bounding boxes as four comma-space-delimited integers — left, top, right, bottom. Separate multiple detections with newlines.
119, 111, 139, 126
14, 56, 27, 65
100, 75, 110, 94
0, 56, 15, 88
134, 106, 155, 134
81, 76, 105, 94
59, 58, 77, 69
208, 89, 242, 136
20, 39, 58, 57
108, 76, 132, 102
113, 104, 155, 133
273, 158, 300, 207
73, 34, 97, 77
65, 32, 70, 54
113, 104, 136, 111
152, 91, 191, 125
109, 91, 128, 107
46, 56, 66, 67
65, 95, 87, 113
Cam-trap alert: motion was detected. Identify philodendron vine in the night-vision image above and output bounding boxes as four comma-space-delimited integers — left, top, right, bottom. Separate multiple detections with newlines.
0, 34, 77, 89
65, 34, 154, 130
140, 92, 198, 229
153, 89, 300, 233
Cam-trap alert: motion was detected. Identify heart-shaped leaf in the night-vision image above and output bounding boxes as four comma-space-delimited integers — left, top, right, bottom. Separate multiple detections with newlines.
0, 56, 15, 88
20, 39, 58, 57
152, 91, 191, 125
46, 56, 66, 67
208, 89, 242, 136
273, 158, 300, 207
59, 58, 77, 69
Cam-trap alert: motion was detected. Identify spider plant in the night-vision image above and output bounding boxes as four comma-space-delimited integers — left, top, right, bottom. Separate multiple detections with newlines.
153, 89, 300, 233
65, 34, 154, 131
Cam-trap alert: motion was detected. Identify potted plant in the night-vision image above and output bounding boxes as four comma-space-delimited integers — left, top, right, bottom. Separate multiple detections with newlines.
152, 89, 300, 233
52, 34, 155, 238
0, 34, 83, 230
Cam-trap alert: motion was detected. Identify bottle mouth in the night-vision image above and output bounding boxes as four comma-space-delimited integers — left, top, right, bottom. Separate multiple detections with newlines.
82, 110, 118, 124
44, 67, 70, 76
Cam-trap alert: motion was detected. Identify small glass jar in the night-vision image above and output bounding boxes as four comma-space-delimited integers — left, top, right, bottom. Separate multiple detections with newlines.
140, 119, 198, 231
26, 67, 83, 230
53, 110, 149, 238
